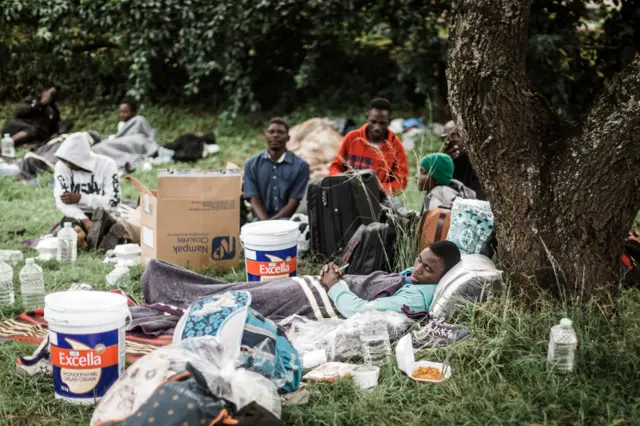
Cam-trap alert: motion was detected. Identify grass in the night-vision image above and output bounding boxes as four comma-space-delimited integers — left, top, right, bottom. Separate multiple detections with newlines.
0, 104, 639, 425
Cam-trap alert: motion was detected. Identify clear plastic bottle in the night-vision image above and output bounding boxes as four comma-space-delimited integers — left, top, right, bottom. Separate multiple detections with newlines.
360, 316, 391, 366
57, 222, 78, 263
547, 318, 578, 373
19, 258, 45, 311
1, 133, 16, 158
0, 255, 14, 305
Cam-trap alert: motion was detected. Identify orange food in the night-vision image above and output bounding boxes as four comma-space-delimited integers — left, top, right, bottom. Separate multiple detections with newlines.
412, 366, 444, 381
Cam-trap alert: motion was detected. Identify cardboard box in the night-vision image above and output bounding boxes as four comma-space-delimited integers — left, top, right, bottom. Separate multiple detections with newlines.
126, 168, 242, 271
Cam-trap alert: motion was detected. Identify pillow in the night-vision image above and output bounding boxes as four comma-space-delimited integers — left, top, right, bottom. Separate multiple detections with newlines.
429, 254, 502, 320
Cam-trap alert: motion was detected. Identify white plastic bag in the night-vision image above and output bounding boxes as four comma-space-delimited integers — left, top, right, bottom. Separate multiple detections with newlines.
90, 336, 281, 425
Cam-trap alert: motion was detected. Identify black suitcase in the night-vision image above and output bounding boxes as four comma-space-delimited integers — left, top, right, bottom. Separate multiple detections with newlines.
308, 170, 382, 258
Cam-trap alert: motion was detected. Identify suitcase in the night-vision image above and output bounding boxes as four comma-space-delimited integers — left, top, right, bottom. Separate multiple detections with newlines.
308, 170, 382, 258
417, 208, 451, 252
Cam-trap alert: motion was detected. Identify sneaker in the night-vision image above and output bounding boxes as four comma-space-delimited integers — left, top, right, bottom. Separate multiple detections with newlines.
87, 208, 116, 250
411, 318, 470, 350
16, 336, 53, 376
98, 223, 125, 252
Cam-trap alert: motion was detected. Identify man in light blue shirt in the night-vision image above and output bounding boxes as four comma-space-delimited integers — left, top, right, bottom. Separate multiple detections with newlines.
321, 241, 462, 318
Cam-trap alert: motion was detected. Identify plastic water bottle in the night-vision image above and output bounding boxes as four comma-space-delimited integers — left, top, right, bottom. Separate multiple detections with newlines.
360, 317, 392, 366
19, 258, 45, 311
0, 256, 14, 305
547, 318, 578, 373
57, 222, 77, 263
1, 133, 16, 158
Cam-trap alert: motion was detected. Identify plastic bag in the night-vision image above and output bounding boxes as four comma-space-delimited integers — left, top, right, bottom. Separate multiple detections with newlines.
90, 337, 281, 426
446, 199, 494, 254
279, 311, 414, 363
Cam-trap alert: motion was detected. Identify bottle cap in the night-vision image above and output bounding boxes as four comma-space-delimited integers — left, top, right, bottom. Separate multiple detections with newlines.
3, 134, 9, 138
560, 318, 572, 328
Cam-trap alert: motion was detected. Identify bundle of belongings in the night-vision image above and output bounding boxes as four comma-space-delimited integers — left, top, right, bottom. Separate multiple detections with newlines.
287, 118, 342, 180
92, 289, 299, 424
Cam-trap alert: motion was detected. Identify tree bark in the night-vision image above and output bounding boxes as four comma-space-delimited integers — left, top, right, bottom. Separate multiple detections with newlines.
446, 0, 640, 296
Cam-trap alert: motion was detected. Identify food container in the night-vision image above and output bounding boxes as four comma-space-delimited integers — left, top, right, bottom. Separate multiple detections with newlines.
303, 362, 358, 383
113, 244, 141, 267
395, 334, 452, 383
352, 365, 380, 389
106, 264, 130, 287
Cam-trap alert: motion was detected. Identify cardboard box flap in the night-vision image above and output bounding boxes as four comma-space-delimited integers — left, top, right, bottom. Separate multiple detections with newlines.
124, 175, 155, 197
157, 169, 242, 199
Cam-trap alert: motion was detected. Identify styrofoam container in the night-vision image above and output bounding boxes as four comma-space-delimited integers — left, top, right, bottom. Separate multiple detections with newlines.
352, 365, 380, 389
395, 334, 452, 383
112, 244, 141, 267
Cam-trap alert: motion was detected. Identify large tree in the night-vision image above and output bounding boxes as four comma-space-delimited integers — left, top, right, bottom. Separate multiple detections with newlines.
446, 0, 640, 294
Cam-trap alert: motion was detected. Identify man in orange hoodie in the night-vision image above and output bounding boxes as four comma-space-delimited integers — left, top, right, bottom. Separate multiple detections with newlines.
329, 98, 409, 196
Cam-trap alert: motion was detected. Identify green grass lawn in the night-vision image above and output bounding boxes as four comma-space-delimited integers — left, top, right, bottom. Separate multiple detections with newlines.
0, 105, 639, 425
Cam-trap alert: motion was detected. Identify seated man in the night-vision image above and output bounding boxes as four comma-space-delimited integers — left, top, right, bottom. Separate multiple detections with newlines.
419, 152, 476, 211
92, 100, 158, 171
1, 86, 60, 147
329, 98, 409, 196
54, 132, 123, 250
442, 120, 486, 200
139, 241, 462, 321
243, 118, 310, 221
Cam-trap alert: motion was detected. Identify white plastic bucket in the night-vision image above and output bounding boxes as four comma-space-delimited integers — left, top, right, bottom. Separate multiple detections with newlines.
240, 220, 300, 282
44, 291, 130, 405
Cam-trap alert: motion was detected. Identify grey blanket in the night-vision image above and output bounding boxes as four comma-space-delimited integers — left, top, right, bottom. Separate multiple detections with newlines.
92, 115, 158, 169
132, 259, 406, 336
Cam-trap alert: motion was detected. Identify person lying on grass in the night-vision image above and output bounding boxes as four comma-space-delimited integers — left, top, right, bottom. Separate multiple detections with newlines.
320, 240, 461, 317
137, 241, 462, 327
418, 152, 475, 211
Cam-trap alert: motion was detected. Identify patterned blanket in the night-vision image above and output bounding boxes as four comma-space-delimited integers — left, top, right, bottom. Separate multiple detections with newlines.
0, 293, 172, 363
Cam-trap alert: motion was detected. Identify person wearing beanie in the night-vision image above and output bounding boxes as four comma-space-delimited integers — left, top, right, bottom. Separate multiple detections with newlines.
419, 152, 476, 211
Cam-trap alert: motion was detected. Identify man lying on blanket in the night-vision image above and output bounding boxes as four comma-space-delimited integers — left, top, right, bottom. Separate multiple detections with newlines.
321, 240, 461, 318
137, 241, 462, 330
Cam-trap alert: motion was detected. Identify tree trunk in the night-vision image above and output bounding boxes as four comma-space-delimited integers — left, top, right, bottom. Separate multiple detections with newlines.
446, 0, 640, 296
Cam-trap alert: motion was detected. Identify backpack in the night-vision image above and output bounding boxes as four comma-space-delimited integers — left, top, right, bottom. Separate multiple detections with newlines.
164, 132, 216, 162
621, 236, 640, 286
416, 208, 451, 252
341, 219, 396, 275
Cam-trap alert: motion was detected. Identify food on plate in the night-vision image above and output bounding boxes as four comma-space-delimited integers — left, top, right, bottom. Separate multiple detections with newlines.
412, 366, 444, 381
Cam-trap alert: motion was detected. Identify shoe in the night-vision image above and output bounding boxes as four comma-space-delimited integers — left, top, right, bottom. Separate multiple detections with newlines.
87, 208, 116, 250
411, 318, 470, 350
16, 336, 53, 376
98, 223, 125, 252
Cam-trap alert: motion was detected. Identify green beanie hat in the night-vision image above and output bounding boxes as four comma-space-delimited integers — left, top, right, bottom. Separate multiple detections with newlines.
420, 153, 454, 186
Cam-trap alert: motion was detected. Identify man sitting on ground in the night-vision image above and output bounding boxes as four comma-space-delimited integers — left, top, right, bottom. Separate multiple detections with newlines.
1, 86, 61, 147
442, 120, 486, 200
54, 132, 124, 250
92, 100, 158, 171
419, 152, 475, 211
243, 118, 310, 221
329, 98, 409, 196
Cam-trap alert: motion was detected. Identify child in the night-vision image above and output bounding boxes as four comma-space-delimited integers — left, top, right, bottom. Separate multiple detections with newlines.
418, 152, 475, 211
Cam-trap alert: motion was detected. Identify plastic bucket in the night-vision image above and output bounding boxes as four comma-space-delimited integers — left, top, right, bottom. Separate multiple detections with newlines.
240, 220, 300, 282
44, 291, 130, 405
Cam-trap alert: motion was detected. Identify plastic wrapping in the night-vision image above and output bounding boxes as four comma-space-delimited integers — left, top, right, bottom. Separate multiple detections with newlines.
91, 337, 281, 426
279, 311, 414, 365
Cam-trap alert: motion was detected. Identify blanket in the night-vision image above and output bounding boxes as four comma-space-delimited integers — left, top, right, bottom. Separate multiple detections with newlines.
92, 115, 158, 170
134, 259, 406, 334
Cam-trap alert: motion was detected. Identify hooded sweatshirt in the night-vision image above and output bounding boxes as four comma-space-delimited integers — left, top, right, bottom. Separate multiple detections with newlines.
53, 132, 121, 220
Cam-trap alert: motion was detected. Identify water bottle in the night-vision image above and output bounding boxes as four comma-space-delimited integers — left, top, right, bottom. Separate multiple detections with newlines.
547, 318, 578, 373
19, 258, 45, 311
57, 222, 77, 263
0, 256, 14, 305
360, 316, 392, 366
1, 133, 16, 158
